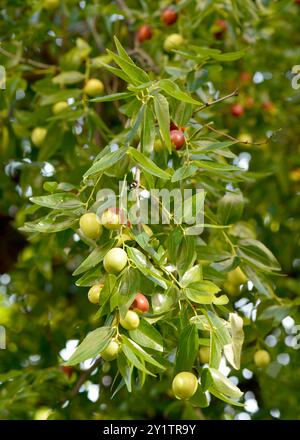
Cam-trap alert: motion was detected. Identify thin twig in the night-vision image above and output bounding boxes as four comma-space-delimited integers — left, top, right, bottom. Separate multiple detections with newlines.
193, 88, 239, 115
204, 122, 268, 146
0, 45, 58, 70
129, 47, 160, 74
116, 0, 134, 25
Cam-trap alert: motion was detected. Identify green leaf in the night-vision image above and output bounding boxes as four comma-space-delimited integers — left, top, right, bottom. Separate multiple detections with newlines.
194, 160, 240, 172
121, 341, 155, 376
127, 247, 169, 289
153, 93, 171, 153
141, 104, 155, 155
208, 368, 243, 399
90, 91, 134, 102
171, 164, 198, 182
238, 239, 281, 272
21, 215, 77, 233
83, 146, 127, 179
211, 49, 246, 61
180, 264, 202, 287
185, 281, 220, 304
52, 71, 85, 85
189, 385, 209, 408
107, 50, 149, 85
218, 192, 244, 225
223, 313, 244, 370
73, 242, 114, 276
30, 193, 83, 210
123, 337, 165, 371
65, 326, 116, 365
175, 324, 199, 373
158, 79, 203, 105
129, 319, 164, 352
127, 147, 170, 180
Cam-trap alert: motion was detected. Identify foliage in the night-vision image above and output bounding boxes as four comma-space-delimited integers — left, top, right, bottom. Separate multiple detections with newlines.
0, 0, 299, 420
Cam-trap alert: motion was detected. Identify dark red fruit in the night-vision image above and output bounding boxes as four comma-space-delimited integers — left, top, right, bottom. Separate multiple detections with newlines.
131, 293, 149, 314
161, 7, 178, 26
137, 25, 153, 43
231, 103, 244, 117
214, 19, 227, 40
170, 129, 185, 149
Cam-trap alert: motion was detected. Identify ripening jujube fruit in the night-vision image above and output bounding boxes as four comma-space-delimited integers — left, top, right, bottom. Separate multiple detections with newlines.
137, 25, 153, 43
131, 293, 149, 314
101, 208, 123, 230
227, 267, 247, 286
31, 127, 47, 147
172, 372, 198, 400
100, 340, 120, 361
79, 213, 103, 239
213, 19, 228, 40
120, 310, 140, 330
52, 101, 68, 114
254, 349, 271, 368
161, 7, 178, 26
170, 129, 185, 149
163, 33, 184, 52
88, 283, 103, 304
83, 78, 104, 97
103, 248, 128, 274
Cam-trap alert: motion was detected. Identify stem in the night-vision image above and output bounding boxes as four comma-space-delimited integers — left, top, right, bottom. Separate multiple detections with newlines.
0, 45, 58, 70
70, 358, 102, 398
193, 88, 239, 115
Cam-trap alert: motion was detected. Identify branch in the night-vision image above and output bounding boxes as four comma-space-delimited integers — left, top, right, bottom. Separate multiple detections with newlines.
204, 122, 268, 146
193, 88, 239, 115
116, 0, 134, 25
129, 47, 160, 74
0, 45, 58, 70
70, 358, 102, 398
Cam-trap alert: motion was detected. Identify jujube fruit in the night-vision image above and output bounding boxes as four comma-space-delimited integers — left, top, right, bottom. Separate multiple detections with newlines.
161, 7, 178, 26
199, 346, 210, 364
172, 372, 198, 400
254, 349, 271, 368
83, 78, 104, 97
137, 25, 153, 43
231, 103, 245, 117
88, 283, 103, 304
120, 310, 140, 330
101, 208, 124, 230
52, 101, 68, 114
79, 213, 103, 239
103, 247, 128, 274
31, 127, 47, 147
170, 129, 185, 149
131, 293, 149, 314
163, 33, 184, 52
101, 340, 119, 361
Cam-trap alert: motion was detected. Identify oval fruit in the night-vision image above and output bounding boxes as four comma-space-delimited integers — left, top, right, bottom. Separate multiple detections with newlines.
254, 349, 271, 368
79, 213, 102, 239
83, 78, 104, 97
120, 310, 140, 330
103, 248, 128, 274
163, 33, 184, 52
131, 293, 149, 314
31, 127, 47, 147
88, 283, 103, 304
101, 340, 119, 361
172, 372, 198, 400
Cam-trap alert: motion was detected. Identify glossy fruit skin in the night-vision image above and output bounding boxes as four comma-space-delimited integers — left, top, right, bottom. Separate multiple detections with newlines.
120, 310, 140, 330
101, 208, 123, 230
172, 372, 198, 400
170, 129, 185, 149
161, 8, 178, 26
103, 248, 128, 274
254, 349, 271, 368
231, 103, 245, 117
88, 283, 103, 304
163, 33, 184, 52
83, 78, 104, 97
52, 101, 68, 114
43, 0, 59, 10
199, 346, 210, 364
131, 293, 149, 314
31, 127, 47, 147
101, 340, 119, 361
137, 25, 153, 43
61, 366, 73, 378
79, 213, 102, 239
170, 122, 185, 132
